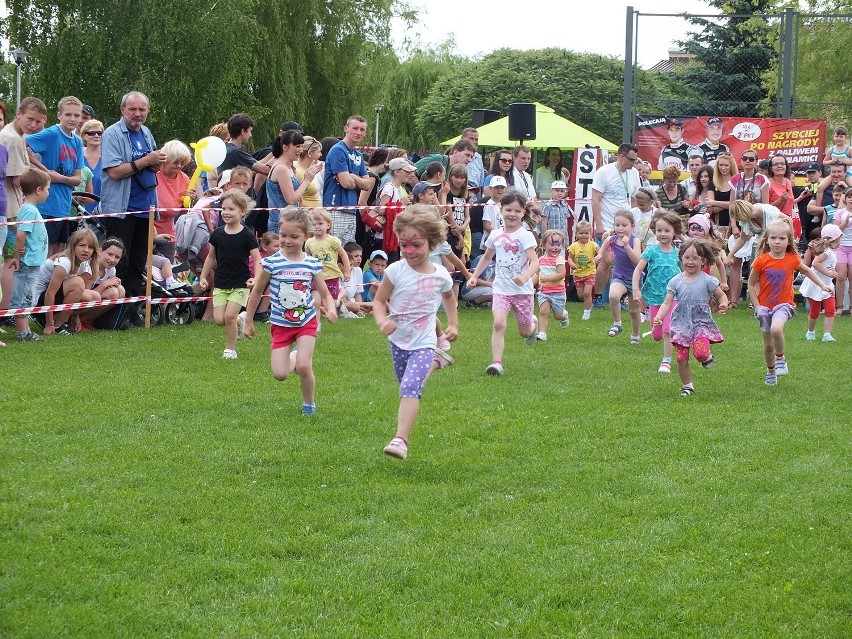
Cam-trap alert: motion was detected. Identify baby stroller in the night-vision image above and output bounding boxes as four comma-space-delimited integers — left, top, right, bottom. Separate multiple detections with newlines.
130, 262, 197, 326
71, 192, 107, 243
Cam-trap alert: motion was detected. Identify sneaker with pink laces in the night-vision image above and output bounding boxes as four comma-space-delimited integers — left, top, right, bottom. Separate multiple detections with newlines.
437, 333, 452, 351
383, 437, 408, 460
433, 349, 454, 369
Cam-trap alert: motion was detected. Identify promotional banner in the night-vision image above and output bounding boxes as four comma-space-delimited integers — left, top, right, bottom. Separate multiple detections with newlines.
634, 114, 826, 172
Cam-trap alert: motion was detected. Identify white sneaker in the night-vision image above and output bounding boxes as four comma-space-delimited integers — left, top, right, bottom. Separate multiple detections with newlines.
537, 332, 548, 341
222, 349, 238, 359
559, 317, 569, 329
640, 312, 647, 324
525, 316, 539, 345
237, 311, 246, 339
338, 307, 360, 319
486, 362, 503, 376
775, 358, 788, 375
582, 310, 591, 321
437, 334, 452, 351
383, 437, 408, 460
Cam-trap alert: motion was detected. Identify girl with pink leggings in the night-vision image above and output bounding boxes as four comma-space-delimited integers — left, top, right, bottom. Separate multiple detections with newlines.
834, 189, 852, 313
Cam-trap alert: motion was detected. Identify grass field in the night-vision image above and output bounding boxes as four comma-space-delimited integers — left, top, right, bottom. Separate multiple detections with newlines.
1, 303, 849, 638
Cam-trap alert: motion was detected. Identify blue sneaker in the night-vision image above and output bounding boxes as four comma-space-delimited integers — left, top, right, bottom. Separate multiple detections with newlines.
302, 403, 316, 415
593, 296, 605, 309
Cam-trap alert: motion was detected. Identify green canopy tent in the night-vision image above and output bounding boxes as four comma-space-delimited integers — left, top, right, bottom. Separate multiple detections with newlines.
441, 102, 617, 151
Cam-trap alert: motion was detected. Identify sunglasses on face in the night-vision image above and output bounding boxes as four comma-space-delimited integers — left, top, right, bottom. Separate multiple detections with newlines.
621, 154, 639, 162
85, 131, 104, 136
499, 158, 512, 163
741, 156, 756, 161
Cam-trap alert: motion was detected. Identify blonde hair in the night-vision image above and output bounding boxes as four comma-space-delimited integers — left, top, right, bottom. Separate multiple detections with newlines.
309, 208, 333, 231
53, 228, 101, 283
209, 122, 229, 140
539, 229, 566, 255
756, 218, 796, 255
728, 199, 754, 224
279, 207, 312, 235
229, 165, 253, 185
300, 136, 321, 158
79, 119, 104, 147
220, 190, 255, 217
57, 95, 82, 113
575, 220, 593, 234
713, 152, 738, 185
394, 204, 448, 250
161, 139, 191, 165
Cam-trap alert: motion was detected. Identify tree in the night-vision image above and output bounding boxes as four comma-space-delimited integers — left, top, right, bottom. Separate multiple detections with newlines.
671, 0, 778, 117
413, 48, 686, 148
793, 1, 852, 126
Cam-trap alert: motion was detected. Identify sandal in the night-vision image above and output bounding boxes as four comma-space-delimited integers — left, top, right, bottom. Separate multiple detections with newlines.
679, 385, 695, 397
607, 324, 623, 337
728, 302, 738, 309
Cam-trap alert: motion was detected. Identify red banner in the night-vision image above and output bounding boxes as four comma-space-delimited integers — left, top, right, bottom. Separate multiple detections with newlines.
634, 114, 826, 172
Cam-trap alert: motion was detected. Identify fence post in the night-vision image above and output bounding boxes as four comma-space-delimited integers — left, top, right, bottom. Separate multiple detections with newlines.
781, 7, 795, 119
622, 6, 635, 144
144, 205, 156, 328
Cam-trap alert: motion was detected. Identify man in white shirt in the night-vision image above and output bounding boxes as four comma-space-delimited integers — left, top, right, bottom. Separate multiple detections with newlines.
511, 145, 535, 200
591, 143, 641, 239
461, 127, 484, 191
679, 154, 704, 200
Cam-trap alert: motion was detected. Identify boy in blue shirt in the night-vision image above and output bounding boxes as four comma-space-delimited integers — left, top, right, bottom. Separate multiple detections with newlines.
25, 96, 84, 254
9, 168, 50, 341
362, 249, 387, 302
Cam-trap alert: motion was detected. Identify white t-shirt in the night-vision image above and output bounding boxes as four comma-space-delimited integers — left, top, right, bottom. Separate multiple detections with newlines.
35, 256, 93, 297
591, 163, 640, 231
93, 266, 116, 288
342, 267, 364, 301
485, 226, 537, 296
384, 259, 453, 351
630, 207, 657, 247
481, 200, 503, 249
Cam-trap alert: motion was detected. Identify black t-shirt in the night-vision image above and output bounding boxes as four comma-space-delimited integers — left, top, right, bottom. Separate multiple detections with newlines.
469, 194, 487, 233
218, 143, 257, 173
208, 226, 259, 289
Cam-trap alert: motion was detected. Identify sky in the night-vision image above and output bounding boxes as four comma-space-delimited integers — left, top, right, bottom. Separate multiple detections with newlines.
392, 0, 716, 68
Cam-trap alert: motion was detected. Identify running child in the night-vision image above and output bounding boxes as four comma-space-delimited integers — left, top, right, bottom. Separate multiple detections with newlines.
243, 208, 337, 415
630, 186, 659, 248
686, 214, 729, 291
467, 192, 539, 375
632, 211, 682, 370
599, 211, 642, 342
199, 190, 261, 359
374, 206, 457, 461
535, 229, 569, 341
653, 238, 729, 397
567, 220, 598, 320
747, 218, 832, 386
801, 224, 841, 342
304, 208, 351, 308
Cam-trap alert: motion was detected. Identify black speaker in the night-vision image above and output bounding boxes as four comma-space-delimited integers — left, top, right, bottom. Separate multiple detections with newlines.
472, 109, 501, 128
508, 103, 536, 140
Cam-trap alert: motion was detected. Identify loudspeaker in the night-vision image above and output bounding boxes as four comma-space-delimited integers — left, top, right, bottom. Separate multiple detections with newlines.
508, 103, 536, 140
472, 109, 501, 128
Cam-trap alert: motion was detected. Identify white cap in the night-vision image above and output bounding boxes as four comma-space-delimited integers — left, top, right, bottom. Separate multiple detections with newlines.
490, 176, 507, 188
821, 224, 842, 241
217, 170, 233, 188
370, 249, 389, 261
551, 180, 567, 189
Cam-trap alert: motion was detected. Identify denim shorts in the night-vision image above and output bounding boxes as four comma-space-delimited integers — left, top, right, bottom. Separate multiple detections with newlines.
10, 264, 40, 312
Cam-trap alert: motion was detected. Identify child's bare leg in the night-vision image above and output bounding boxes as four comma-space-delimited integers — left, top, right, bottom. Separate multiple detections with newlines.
223, 301, 242, 350
396, 398, 420, 443
538, 300, 551, 335
762, 331, 775, 369
54, 277, 85, 326
491, 307, 509, 363
677, 359, 692, 386
294, 335, 317, 405
628, 297, 641, 337
609, 281, 625, 324
771, 316, 787, 361
271, 346, 296, 381
582, 285, 593, 311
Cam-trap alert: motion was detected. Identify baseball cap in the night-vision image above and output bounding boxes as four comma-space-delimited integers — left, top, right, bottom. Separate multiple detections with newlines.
805, 162, 821, 173
82, 104, 95, 118
820, 224, 842, 241
551, 180, 567, 190
667, 117, 683, 128
280, 121, 303, 132
411, 181, 441, 198
218, 170, 233, 188
706, 117, 723, 126
388, 157, 415, 171
489, 176, 507, 188
370, 249, 389, 261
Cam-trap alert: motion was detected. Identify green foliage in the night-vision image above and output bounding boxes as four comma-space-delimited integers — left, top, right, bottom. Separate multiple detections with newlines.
793, 1, 852, 126
0, 308, 849, 636
414, 48, 687, 148
671, 0, 778, 117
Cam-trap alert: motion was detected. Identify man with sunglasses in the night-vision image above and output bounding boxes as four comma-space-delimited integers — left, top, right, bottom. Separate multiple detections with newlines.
591, 143, 640, 240
100, 91, 167, 296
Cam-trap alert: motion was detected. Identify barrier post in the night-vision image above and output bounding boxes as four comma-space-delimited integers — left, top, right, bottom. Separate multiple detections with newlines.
144, 205, 156, 328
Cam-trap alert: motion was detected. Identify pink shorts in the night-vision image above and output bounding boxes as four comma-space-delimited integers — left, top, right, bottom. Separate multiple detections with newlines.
836, 245, 852, 265
492, 293, 534, 326
649, 303, 677, 341
573, 274, 596, 290
270, 316, 318, 349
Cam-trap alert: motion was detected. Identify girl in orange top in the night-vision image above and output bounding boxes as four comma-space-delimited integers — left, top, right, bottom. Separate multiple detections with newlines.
748, 218, 832, 386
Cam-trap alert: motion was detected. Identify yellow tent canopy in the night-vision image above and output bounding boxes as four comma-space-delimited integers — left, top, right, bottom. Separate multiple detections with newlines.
441, 102, 617, 151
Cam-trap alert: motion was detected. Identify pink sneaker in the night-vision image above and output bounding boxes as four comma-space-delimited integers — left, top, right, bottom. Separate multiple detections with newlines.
433, 349, 454, 369
437, 334, 452, 351
383, 437, 408, 460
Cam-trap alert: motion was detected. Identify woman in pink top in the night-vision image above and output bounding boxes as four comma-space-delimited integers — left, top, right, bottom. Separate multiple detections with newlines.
767, 153, 799, 237
155, 140, 192, 259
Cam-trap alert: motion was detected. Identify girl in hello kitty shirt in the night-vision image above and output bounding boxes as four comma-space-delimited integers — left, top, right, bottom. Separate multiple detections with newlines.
467, 192, 540, 376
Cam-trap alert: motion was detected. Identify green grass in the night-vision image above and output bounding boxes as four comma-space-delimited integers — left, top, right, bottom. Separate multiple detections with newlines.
1, 305, 849, 638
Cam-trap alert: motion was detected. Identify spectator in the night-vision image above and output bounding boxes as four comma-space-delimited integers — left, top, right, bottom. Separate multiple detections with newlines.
541, 180, 574, 241
79, 119, 104, 213
0, 97, 47, 312
264, 130, 322, 232
461, 253, 494, 307
655, 165, 690, 217
591, 143, 641, 239
294, 136, 323, 209
511, 145, 535, 200
767, 153, 799, 238
77, 104, 95, 134
25, 96, 85, 255
155, 139, 192, 260
100, 91, 167, 296
413, 139, 474, 180
461, 128, 484, 191
680, 154, 704, 199
322, 115, 373, 244
535, 147, 571, 199
483, 149, 514, 197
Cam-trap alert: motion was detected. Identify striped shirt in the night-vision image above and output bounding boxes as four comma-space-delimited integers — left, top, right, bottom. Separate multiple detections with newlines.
262, 252, 323, 327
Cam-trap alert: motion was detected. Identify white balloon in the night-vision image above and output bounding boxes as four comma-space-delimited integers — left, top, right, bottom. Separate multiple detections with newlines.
195, 136, 227, 169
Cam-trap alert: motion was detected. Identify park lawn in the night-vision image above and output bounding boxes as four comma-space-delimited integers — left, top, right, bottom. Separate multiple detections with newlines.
0, 304, 849, 638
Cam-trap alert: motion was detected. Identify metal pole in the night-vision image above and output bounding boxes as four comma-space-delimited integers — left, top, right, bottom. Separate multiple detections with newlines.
622, 6, 635, 144
375, 111, 380, 148
781, 7, 795, 118
144, 205, 156, 328
15, 63, 22, 108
